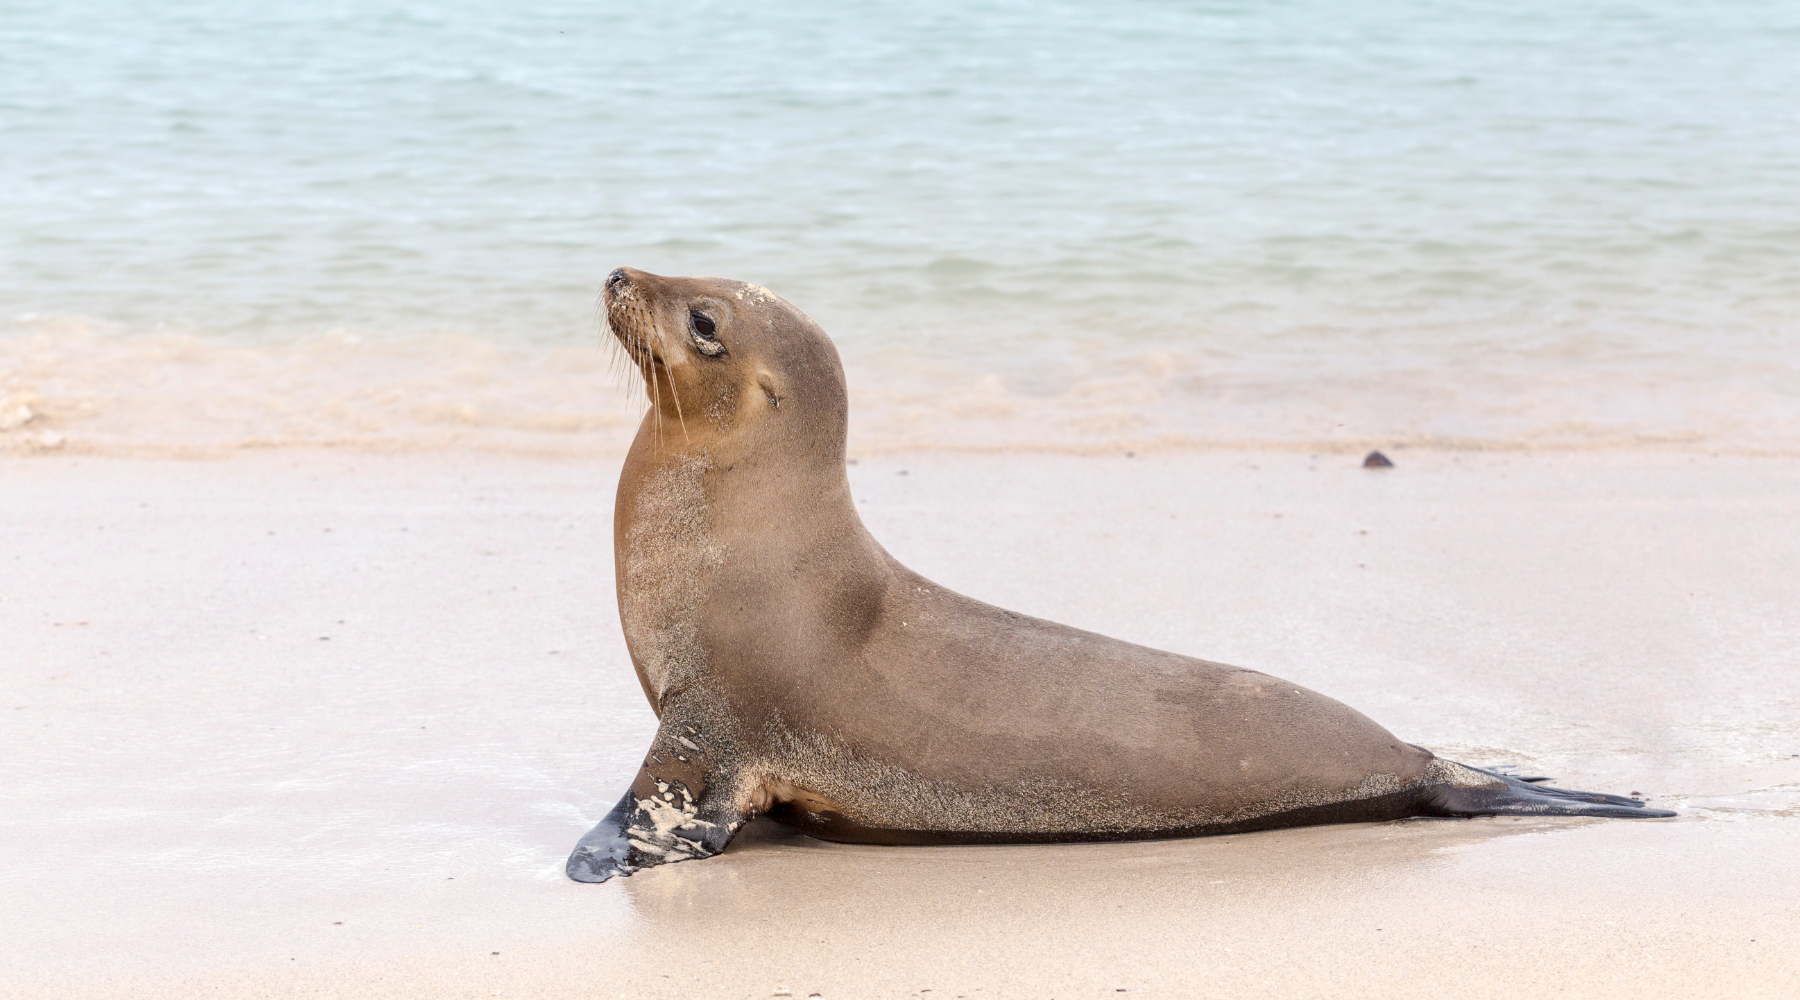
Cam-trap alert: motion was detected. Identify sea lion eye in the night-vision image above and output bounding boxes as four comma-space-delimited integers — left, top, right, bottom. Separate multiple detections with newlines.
687, 310, 727, 357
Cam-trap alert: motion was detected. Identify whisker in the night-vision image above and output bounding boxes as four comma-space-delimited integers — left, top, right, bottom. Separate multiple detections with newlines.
599, 301, 645, 415
648, 320, 664, 450
665, 359, 692, 445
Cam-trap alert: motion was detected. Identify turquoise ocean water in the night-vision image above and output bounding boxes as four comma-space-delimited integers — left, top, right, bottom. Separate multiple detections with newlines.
3, 0, 1797, 453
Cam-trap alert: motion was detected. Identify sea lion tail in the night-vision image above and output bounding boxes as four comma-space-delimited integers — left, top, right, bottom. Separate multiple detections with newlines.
1421, 761, 1676, 819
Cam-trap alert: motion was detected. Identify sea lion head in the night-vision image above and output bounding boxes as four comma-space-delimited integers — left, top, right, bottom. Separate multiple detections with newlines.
602, 267, 847, 460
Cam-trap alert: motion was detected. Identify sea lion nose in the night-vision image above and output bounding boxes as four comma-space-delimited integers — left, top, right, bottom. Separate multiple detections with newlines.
606, 268, 629, 289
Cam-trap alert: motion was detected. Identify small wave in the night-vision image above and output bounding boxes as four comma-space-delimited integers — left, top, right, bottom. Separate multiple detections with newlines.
0, 316, 642, 459
4, 315, 1798, 459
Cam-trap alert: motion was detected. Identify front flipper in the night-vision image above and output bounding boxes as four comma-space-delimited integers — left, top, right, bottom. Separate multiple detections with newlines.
566, 732, 749, 883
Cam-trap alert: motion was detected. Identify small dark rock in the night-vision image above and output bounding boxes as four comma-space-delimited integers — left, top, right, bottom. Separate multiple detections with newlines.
1363, 450, 1394, 468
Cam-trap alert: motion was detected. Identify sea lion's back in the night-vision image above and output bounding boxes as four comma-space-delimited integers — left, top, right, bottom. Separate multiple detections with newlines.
757, 576, 1435, 834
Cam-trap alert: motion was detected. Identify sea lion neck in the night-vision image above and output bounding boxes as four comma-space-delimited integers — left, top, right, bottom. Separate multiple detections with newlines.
612, 407, 888, 714
618, 411, 875, 565
614, 288, 863, 557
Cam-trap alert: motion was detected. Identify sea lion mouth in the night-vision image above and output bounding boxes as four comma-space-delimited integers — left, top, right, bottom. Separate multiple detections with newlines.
602, 268, 664, 374
604, 267, 701, 443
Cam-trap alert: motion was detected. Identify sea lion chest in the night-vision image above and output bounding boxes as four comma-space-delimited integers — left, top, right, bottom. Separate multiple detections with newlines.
615, 455, 723, 707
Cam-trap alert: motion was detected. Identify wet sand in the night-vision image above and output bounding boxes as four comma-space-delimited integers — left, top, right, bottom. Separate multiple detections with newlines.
3, 450, 1797, 998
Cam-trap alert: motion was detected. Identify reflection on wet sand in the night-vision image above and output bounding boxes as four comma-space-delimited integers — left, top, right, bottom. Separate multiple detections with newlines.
623, 811, 1547, 925
596, 811, 1790, 1000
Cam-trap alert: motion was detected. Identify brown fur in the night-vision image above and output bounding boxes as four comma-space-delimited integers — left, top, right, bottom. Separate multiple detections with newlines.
601, 267, 1443, 843
567, 268, 1665, 885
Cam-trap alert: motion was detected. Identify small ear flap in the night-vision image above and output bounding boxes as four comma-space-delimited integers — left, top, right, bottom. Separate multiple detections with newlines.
756, 372, 783, 410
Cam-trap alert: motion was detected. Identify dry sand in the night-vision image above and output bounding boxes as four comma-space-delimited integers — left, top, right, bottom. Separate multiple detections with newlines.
2, 449, 1797, 999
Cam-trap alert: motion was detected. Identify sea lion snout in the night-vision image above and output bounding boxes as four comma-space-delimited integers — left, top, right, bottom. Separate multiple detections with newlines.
604, 264, 652, 291
602, 266, 652, 308
601, 268, 664, 367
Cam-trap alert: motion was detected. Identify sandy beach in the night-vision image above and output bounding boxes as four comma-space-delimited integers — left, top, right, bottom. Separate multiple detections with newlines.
3, 448, 1796, 999
9, 1, 1799, 995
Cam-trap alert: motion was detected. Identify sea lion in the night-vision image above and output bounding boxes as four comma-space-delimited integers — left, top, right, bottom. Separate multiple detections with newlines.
566, 267, 1671, 883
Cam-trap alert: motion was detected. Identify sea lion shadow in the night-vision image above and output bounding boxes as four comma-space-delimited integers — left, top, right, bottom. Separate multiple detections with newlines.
618, 813, 1586, 924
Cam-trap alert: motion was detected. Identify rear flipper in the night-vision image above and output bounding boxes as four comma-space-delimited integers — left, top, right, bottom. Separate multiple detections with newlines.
1422, 760, 1676, 819
566, 724, 750, 883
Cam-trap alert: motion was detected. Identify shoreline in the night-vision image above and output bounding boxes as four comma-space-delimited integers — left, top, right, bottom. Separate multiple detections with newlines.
9, 431, 1800, 462
6, 318, 1799, 460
